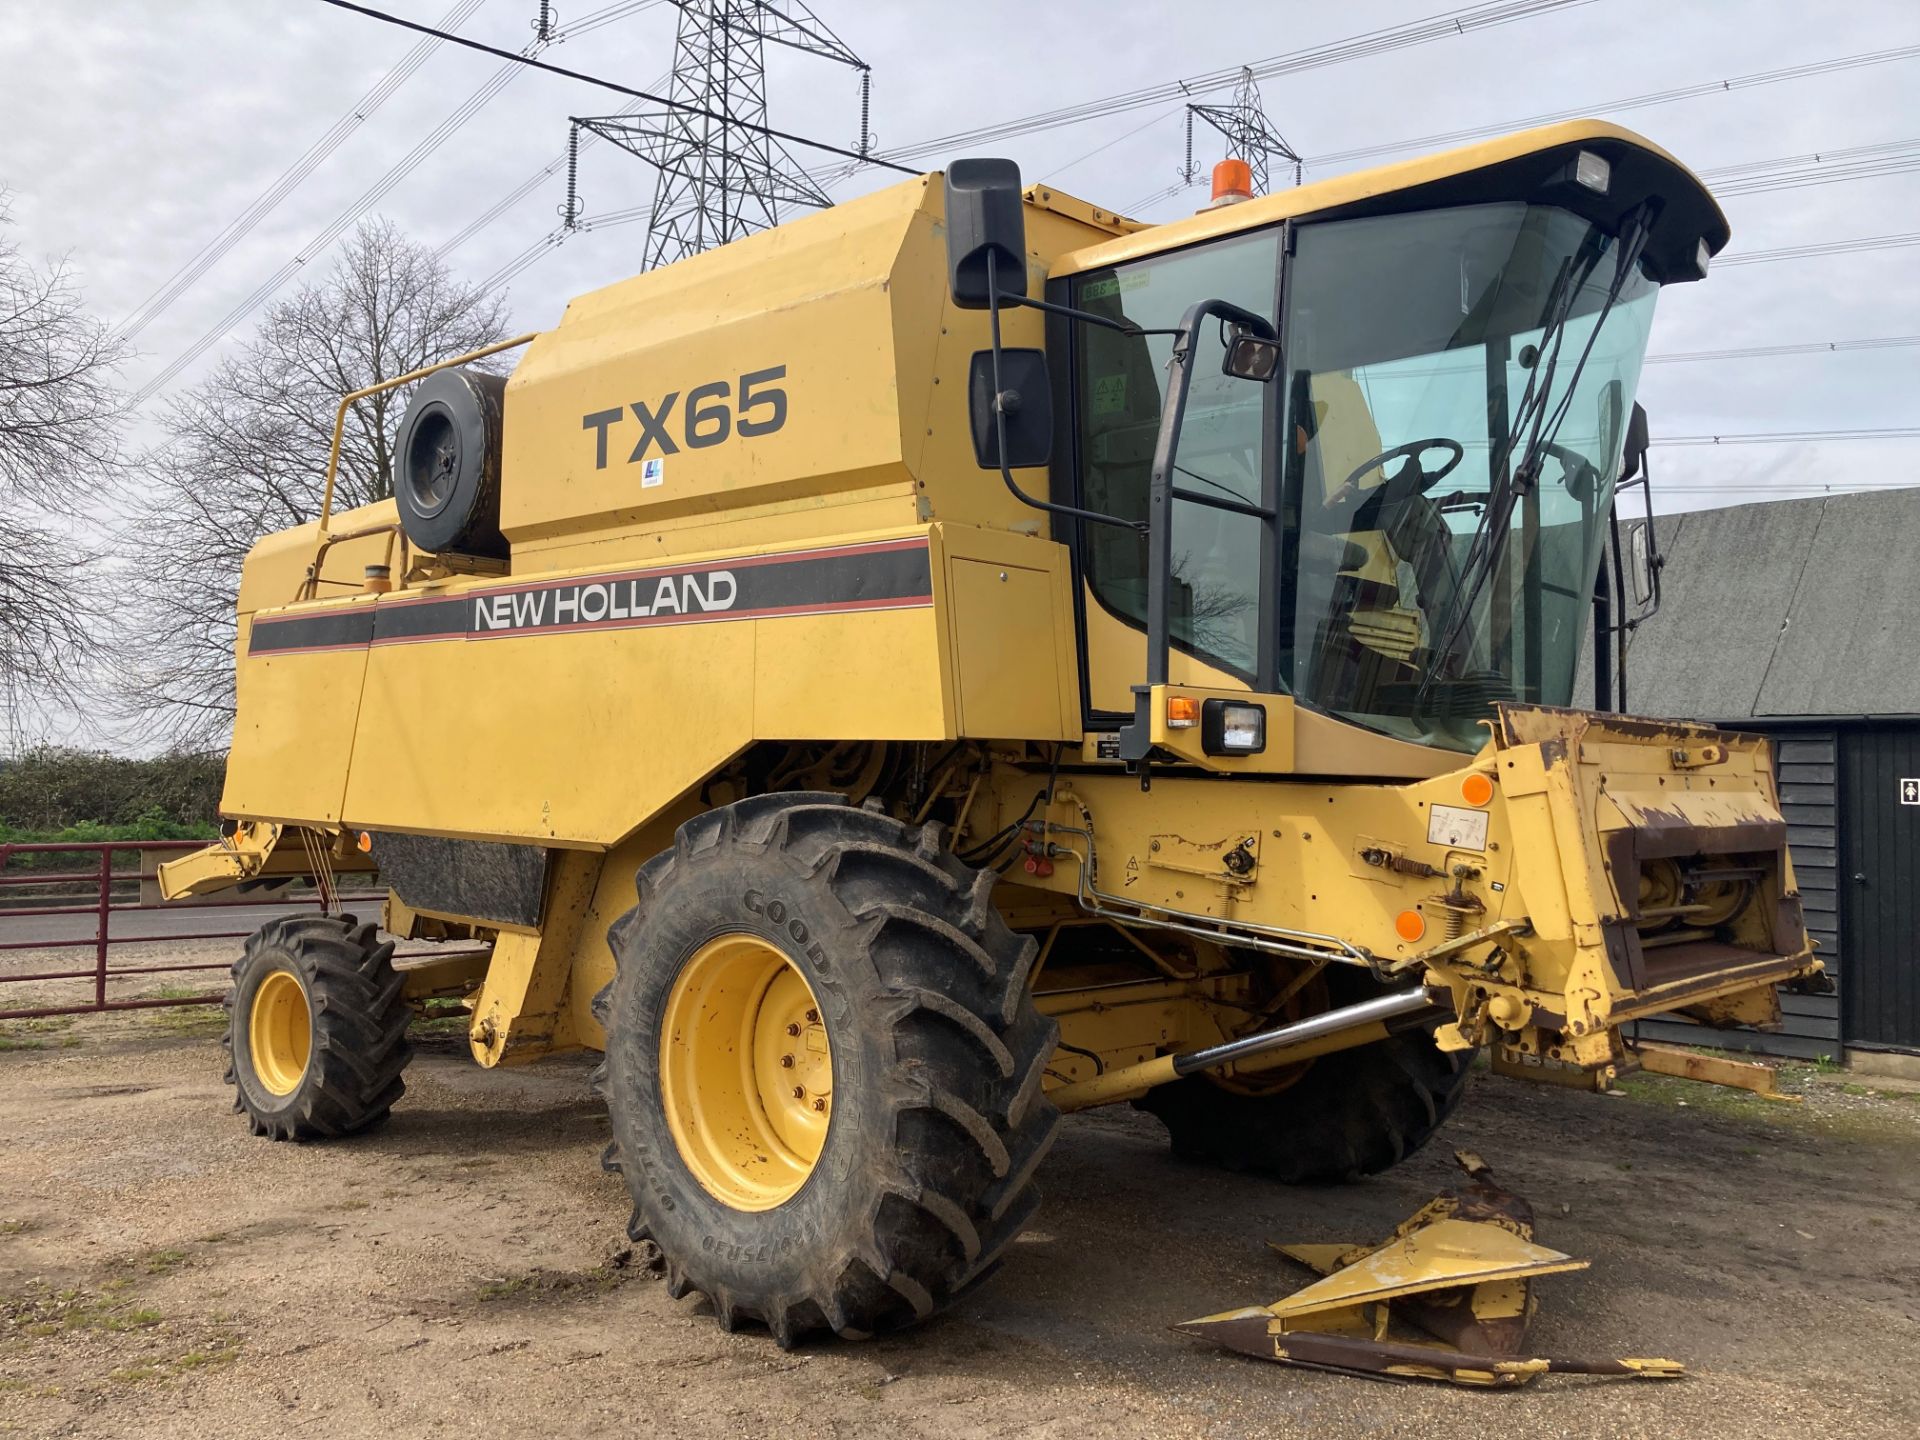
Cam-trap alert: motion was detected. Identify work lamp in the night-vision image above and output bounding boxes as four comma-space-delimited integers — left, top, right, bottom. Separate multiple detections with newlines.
1202, 699, 1267, 755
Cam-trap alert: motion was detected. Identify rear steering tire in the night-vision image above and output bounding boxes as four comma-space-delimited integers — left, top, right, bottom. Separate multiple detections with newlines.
225, 914, 414, 1141
595, 793, 1059, 1346
1137, 971, 1470, 1183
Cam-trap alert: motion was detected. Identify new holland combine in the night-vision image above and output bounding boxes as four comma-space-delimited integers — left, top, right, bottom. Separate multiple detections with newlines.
165, 119, 1821, 1363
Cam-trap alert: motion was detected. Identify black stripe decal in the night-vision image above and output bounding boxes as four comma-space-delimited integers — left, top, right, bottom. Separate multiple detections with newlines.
248, 608, 376, 654
249, 540, 933, 656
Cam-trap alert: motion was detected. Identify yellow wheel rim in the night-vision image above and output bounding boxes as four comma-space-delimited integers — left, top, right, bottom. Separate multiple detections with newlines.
249, 969, 313, 1097
660, 934, 832, 1212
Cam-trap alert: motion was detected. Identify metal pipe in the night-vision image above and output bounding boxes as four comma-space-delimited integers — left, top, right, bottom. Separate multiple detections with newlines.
1172, 986, 1439, 1074
1051, 986, 1439, 1113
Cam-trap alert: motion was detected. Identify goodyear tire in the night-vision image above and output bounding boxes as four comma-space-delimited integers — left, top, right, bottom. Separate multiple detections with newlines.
225, 914, 413, 1141
392, 366, 508, 559
596, 793, 1059, 1347
1137, 969, 1469, 1183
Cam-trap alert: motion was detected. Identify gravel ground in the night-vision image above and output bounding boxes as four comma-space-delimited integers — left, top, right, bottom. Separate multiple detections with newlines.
3, 964, 1918, 1439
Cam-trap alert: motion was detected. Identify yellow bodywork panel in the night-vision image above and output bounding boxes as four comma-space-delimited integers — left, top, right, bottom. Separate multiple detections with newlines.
224, 613, 372, 824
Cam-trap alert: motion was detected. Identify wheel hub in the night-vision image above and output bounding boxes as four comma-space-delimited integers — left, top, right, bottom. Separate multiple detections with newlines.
249, 969, 312, 1096
659, 934, 832, 1211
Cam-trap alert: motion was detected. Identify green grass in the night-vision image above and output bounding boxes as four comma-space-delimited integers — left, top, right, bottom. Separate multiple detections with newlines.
0, 818, 219, 872
1616, 1069, 1920, 1144
145, 992, 225, 1037
1, 1283, 165, 1338
106, 1340, 240, 1385
142, 1250, 187, 1276
0, 1219, 32, 1236
474, 1264, 627, 1303
410, 998, 470, 1037
0, 1018, 76, 1050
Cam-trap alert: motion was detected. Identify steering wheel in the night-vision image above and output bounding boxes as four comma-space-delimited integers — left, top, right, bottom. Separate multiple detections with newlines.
1321, 437, 1464, 514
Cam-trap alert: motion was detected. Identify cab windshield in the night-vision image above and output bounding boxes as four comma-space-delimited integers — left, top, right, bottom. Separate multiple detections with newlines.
1073, 201, 1659, 752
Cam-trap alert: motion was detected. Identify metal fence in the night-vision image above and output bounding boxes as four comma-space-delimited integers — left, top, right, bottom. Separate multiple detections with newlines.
0, 839, 373, 1021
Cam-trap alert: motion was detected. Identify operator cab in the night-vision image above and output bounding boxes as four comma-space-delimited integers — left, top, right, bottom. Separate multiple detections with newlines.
948, 122, 1727, 766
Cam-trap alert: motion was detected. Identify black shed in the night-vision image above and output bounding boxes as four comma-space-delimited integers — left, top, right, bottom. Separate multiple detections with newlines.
1612, 488, 1920, 1061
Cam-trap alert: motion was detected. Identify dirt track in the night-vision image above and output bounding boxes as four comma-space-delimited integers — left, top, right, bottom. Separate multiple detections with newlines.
4, 986, 1919, 1439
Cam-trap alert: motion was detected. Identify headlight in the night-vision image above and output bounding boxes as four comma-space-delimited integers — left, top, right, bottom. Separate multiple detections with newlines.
1202, 699, 1266, 755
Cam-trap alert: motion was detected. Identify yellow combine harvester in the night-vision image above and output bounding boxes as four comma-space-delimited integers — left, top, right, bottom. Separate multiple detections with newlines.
166, 119, 1821, 1348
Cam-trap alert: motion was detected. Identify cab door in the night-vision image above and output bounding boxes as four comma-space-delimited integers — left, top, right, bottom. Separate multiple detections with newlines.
1050, 227, 1285, 721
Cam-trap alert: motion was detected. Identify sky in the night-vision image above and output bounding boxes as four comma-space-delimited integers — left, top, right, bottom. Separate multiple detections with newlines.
2, 0, 1917, 512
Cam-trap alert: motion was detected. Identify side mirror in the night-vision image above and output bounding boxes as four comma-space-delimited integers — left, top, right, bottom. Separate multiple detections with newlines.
1222, 328, 1281, 382
945, 158, 1027, 309
969, 349, 1052, 470
1627, 519, 1656, 608
1619, 400, 1650, 483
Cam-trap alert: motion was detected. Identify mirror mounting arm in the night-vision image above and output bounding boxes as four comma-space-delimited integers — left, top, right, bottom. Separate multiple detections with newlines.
983, 248, 1148, 534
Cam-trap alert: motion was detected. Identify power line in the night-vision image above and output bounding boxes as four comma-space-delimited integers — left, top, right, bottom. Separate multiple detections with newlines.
1045, 107, 1183, 183
113, 0, 488, 341
1644, 334, 1920, 365
134, 47, 537, 405
435, 79, 666, 259
135, 2, 668, 405
1653, 427, 1920, 447
313, 0, 915, 174
1659, 484, 1920, 492
1709, 139, 1920, 197
816, 0, 1594, 184
1717, 232, 1920, 267
1302, 43, 1920, 170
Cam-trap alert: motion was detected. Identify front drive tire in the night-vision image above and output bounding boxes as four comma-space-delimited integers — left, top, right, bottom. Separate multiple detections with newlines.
596, 793, 1060, 1347
1137, 968, 1469, 1183
225, 913, 414, 1141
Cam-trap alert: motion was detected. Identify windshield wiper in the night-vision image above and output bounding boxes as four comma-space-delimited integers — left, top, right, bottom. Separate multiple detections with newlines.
1417, 207, 1654, 700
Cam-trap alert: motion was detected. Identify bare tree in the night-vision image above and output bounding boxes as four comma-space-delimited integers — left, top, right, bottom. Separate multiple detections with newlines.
0, 192, 125, 718
119, 218, 510, 749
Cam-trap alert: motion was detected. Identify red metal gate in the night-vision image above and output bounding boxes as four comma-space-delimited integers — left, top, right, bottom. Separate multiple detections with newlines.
0, 840, 371, 1021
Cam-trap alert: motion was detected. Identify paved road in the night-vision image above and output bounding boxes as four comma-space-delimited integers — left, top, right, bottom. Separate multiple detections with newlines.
0, 897, 383, 948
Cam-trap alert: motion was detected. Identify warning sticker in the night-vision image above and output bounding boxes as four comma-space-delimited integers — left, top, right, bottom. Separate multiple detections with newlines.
1090, 374, 1129, 416
1427, 803, 1490, 851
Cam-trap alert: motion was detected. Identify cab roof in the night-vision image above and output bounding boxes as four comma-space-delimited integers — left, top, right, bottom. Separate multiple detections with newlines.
1050, 119, 1731, 287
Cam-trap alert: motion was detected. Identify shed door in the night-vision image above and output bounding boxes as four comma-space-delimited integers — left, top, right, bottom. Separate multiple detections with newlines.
1840, 723, 1920, 1053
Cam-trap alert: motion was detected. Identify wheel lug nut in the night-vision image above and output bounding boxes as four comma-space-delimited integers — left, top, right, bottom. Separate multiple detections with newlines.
805, 1008, 819, 1024
785, 1023, 801, 1037
791, 1086, 805, 1100
779, 1054, 795, 1068
812, 1098, 827, 1113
